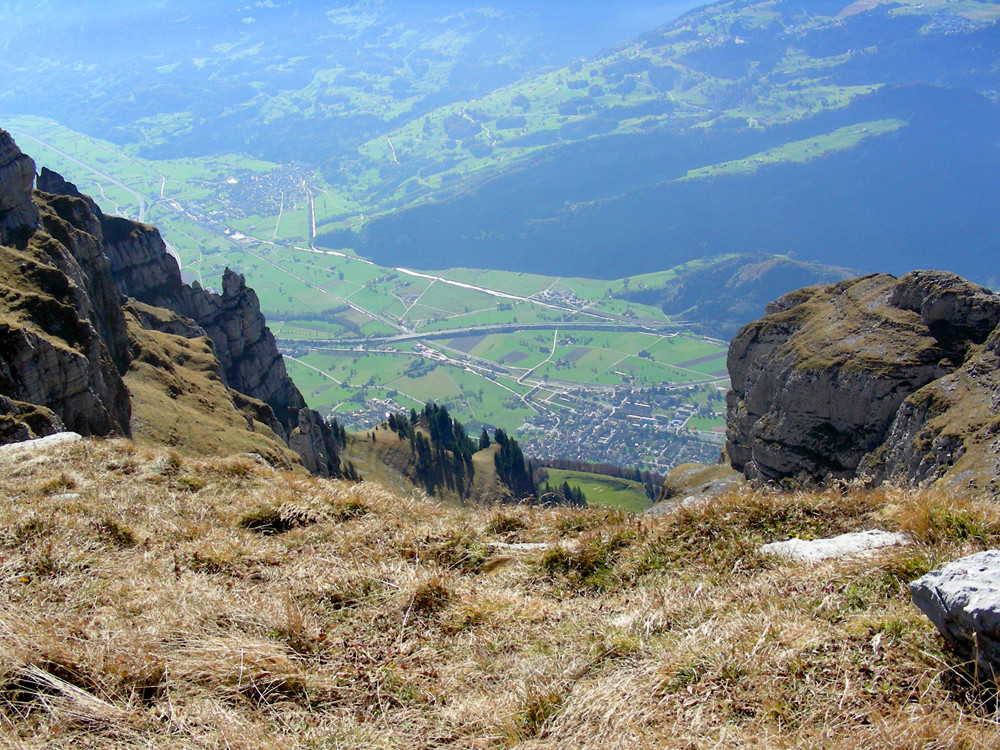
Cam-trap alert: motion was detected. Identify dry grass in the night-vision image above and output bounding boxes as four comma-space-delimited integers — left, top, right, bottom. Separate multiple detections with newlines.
1, 439, 999, 748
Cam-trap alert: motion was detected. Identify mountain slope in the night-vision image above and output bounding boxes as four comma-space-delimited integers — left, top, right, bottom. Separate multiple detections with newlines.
1, 435, 997, 747
617, 253, 853, 337
339, 0, 1000, 284
0, 1, 701, 163
0, 129, 344, 473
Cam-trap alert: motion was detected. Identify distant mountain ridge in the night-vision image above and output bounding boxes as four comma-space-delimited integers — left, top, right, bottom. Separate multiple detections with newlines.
617, 253, 854, 338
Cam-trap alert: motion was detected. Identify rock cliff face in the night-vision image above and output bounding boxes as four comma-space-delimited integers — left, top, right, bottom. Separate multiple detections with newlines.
0, 134, 131, 438
1, 131, 344, 475
37, 168, 304, 426
0, 132, 38, 246
727, 271, 1000, 495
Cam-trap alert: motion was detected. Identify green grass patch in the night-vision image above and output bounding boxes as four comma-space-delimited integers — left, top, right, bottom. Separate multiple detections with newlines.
677, 119, 906, 182
543, 469, 653, 513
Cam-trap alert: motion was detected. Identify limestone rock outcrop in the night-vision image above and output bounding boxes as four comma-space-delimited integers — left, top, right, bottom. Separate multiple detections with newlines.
1, 130, 344, 476
0, 136, 131, 437
910, 551, 1000, 683
760, 530, 909, 562
289, 408, 347, 478
727, 271, 1000, 494
0, 395, 62, 443
0, 131, 38, 246
0, 315, 130, 437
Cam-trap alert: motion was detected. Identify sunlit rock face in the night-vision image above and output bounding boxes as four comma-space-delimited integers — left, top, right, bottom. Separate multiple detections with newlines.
0, 130, 38, 246
726, 271, 1000, 495
911, 551, 1000, 684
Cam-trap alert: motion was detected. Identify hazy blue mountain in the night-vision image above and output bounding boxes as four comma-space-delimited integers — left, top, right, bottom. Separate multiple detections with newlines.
352, 84, 1000, 284
341, 1, 1000, 285
0, 0, 701, 162
2, 0, 997, 288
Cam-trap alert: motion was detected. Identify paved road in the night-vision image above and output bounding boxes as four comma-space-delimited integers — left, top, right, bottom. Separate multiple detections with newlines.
284, 320, 685, 348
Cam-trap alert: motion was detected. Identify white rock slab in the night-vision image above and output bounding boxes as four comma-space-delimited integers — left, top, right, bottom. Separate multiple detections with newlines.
487, 542, 550, 553
0, 432, 82, 455
759, 530, 909, 562
910, 550, 1000, 683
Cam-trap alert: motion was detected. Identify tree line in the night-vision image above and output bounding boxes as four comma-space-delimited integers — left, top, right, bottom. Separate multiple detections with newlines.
381, 403, 587, 506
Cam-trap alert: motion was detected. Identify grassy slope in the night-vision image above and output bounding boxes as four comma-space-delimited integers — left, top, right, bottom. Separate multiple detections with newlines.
1, 438, 998, 748
123, 314, 302, 471
343, 426, 512, 506
542, 468, 653, 513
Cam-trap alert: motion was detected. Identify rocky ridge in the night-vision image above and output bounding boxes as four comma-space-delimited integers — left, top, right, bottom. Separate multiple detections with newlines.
0, 130, 344, 476
726, 271, 1000, 495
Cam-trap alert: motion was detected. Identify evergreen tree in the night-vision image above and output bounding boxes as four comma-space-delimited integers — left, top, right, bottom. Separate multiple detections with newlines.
493, 432, 533, 498
479, 428, 491, 450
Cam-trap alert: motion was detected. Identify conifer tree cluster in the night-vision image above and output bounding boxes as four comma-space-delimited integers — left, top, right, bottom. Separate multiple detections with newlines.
385, 403, 476, 497
386, 412, 413, 440
326, 417, 358, 481
539, 480, 587, 507
381, 405, 587, 505
492, 428, 535, 499
329, 417, 348, 448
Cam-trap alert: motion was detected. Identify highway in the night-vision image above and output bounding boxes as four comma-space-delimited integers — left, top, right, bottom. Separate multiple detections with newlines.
279, 320, 685, 348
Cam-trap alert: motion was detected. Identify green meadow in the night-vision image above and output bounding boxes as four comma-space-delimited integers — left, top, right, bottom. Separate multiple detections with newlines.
542, 468, 653, 512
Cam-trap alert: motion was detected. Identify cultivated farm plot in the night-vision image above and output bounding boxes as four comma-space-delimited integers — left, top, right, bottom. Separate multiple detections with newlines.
687, 415, 727, 432
440, 268, 558, 297
299, 351, 414, 387
646, 334, 725, 364
424, 281, 509, 312
386, 367, 464, 406
413, 301, 562, 333
526, 332, 727, 386
273, 321, 348, 340
460, 332, 555, 370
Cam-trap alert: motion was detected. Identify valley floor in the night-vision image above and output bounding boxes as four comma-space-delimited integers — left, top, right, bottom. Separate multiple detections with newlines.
1, 438, 998, 748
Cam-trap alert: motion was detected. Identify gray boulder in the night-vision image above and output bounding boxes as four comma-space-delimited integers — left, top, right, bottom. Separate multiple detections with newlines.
910, 551, 1000, 683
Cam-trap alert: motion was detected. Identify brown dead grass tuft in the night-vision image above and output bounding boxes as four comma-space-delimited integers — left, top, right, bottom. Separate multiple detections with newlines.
0, 440, 999, 748
884, 488, 1000, 547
